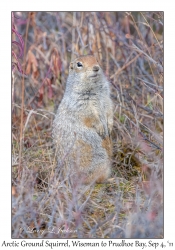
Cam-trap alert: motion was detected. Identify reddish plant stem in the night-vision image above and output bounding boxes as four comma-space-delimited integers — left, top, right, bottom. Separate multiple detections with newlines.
18, 13, 31, 180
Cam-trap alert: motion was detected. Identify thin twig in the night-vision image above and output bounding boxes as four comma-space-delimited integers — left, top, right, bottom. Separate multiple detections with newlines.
18, 12, 30, 179
110, 53, 142, 79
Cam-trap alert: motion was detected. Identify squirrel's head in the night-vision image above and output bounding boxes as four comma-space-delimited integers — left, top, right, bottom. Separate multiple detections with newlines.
68, 55, 103, 84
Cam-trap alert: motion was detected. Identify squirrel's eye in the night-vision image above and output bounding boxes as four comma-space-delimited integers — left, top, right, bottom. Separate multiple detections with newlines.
77, 62, 83, 67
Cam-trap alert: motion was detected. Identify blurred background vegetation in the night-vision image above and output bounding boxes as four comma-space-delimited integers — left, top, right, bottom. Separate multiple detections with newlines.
12, 12, 163, 238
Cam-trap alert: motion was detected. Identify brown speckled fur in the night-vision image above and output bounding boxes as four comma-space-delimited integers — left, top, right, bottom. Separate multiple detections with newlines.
53, 55, 113, 184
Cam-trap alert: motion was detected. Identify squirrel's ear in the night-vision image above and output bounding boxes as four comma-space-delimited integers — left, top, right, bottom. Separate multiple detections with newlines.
69, 62, 74, 70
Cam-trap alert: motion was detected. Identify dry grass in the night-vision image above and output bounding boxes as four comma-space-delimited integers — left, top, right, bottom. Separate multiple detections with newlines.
12, 11, 163, 238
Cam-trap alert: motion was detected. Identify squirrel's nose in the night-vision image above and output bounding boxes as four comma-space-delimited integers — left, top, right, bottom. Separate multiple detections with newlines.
93, 65, 100, 72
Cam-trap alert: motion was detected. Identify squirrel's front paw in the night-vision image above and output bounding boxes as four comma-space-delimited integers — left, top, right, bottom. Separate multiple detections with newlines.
94, 123, 105, 137
107, 115, 113, 136
107, 123, 113, 136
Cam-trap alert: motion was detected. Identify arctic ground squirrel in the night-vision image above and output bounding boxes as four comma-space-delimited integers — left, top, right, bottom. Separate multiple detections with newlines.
52, 55, 113, 184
